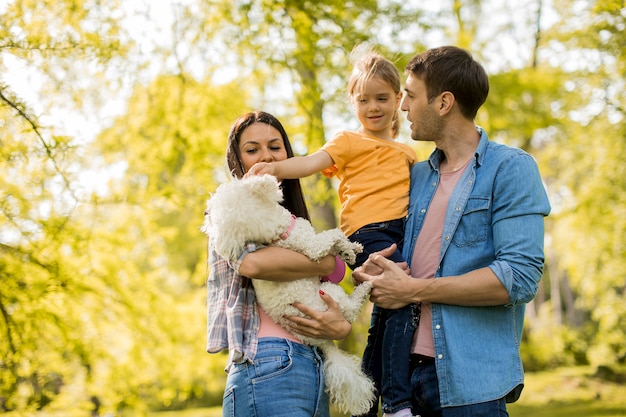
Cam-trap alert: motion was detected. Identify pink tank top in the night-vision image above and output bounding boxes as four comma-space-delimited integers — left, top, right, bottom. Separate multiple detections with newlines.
257, 306, 301, 343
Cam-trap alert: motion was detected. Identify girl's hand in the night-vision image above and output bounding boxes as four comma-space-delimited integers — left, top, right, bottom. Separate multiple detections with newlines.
245, 162, 275, 177
284, 290, 351, 340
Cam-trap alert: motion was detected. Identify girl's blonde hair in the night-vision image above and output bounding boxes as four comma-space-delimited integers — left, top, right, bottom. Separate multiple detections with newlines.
348, 45, 402, 139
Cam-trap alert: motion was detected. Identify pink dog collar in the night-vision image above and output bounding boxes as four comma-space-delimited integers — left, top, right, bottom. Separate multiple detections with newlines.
280, 215, 297, 240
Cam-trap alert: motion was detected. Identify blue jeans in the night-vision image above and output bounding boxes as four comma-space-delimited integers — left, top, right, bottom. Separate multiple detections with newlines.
348, 219, 405, 270
349, 219, 419, 416
222, 338, 330, 417
410, 357, 509, 417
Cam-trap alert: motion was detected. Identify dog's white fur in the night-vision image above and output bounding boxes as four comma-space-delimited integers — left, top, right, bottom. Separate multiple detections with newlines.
202, 174, 375, 415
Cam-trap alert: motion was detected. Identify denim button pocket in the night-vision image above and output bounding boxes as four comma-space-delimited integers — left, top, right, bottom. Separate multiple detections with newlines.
452, 196, 490, 247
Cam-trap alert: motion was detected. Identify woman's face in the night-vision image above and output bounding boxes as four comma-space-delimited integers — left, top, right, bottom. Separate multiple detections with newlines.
238, 122, 288, 172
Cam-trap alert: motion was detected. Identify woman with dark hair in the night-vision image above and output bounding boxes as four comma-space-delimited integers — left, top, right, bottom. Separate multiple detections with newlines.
207, 111, 350, 417
225, 110, 310, 220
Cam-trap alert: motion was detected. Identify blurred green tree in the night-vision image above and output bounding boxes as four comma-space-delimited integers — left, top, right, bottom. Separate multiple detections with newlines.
0, 0, 134, 411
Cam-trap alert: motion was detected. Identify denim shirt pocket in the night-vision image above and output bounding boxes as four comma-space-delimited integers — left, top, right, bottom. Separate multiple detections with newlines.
452, 196, 490, 247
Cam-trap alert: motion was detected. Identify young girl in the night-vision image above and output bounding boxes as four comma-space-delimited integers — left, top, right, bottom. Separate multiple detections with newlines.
247, 52, 419, 417
206, 111, 352, 417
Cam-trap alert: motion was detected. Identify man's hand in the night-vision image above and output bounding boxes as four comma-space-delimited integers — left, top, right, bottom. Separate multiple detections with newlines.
354, 252, 415, 309
283, 290, 351, 340
352, 243, 409, 286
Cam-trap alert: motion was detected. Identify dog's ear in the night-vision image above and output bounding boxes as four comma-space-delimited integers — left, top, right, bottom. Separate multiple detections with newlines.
245, 174, 284, 204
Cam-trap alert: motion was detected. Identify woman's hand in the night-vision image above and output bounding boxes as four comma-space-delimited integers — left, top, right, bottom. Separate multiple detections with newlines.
283, 290, 351, 340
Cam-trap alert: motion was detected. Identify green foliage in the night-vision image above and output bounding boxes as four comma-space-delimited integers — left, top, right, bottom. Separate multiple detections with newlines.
80, 74, 248, 413
508, 366, 626, 417
481, 67, 568, 152
0, 0, 134, 411
535, 0, 626, 366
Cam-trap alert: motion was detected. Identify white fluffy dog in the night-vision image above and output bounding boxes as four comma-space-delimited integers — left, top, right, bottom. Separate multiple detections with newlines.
202, 174, 375, 415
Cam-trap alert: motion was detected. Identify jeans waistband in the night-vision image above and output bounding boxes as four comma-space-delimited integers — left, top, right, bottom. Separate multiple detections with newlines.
258, 337, 321, 360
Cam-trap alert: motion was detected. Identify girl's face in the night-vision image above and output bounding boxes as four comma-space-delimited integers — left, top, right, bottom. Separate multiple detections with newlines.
352, 77, 402, 140
238, 122, 288, 172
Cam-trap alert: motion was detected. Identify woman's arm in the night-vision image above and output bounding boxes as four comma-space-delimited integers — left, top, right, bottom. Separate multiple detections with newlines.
240, 246, 350, 340
239, 246, 337, 281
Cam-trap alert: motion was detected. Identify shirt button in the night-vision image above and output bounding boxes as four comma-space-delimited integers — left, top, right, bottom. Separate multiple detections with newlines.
445, 235, 450, 240
435, 324, 441, 330
438, 354, 443, 359
421, 209, 426, 213
432, 182, 437, 186
455, 206, 461, 211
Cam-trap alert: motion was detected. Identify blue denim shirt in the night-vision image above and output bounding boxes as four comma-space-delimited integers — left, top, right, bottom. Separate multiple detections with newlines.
402, 127, 551, 407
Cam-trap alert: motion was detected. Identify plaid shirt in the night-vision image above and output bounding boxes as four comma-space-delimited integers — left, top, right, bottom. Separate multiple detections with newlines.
206, 240, 261, 371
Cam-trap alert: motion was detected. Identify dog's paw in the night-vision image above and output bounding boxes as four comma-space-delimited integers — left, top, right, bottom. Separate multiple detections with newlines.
335, 240, 363, 264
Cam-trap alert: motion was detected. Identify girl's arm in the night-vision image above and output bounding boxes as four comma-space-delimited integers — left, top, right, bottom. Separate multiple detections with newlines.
247, 150, 334, 179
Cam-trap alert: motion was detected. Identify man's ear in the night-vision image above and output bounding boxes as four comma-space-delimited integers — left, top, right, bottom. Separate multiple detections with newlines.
438, 91, 455, 115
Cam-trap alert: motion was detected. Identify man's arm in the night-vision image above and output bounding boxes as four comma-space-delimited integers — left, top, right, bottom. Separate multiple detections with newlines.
353, 254, 510, 309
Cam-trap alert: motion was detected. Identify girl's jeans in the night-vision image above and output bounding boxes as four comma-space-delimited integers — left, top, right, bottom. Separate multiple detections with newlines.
222, 338, 330, 417
349, 219, 420, 416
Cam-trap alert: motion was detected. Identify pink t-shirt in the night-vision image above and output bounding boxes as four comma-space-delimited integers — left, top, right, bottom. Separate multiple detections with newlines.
257, 306, 301, 343
410, 163, 468, 357
257, 261, 344, 343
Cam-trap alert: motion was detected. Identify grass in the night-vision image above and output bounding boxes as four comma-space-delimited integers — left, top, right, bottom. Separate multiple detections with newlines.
3, 367, 625, 417
507, 366, 626, 417
152, 366, 626, 417
146, 366, 626, 417
147, 409, 220, 417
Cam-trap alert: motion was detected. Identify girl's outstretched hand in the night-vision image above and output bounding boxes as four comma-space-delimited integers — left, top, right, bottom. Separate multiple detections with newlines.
245, 162, 275, 177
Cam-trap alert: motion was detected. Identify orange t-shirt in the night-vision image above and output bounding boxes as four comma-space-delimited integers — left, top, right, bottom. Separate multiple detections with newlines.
321, 131, 417, 236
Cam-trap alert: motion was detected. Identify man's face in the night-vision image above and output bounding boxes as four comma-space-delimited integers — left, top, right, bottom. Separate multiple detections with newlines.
400, 74, 441, 142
